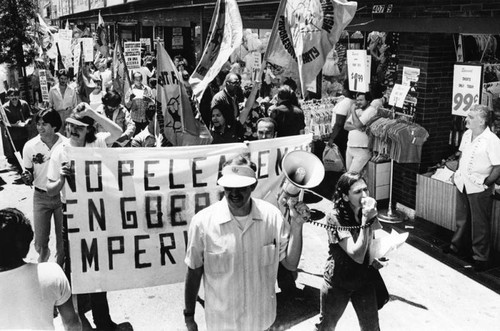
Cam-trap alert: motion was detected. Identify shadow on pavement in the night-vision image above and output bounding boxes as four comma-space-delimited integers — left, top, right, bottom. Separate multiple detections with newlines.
388, 294, 428, 310
269, 285, 319, 330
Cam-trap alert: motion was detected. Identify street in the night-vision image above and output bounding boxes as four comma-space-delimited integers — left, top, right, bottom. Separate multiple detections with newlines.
1, 164, 499, 331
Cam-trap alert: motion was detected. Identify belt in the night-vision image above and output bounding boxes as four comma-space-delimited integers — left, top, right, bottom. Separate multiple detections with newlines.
34, 187, 47, 193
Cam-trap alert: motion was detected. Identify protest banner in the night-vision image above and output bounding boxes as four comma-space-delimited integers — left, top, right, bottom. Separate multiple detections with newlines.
39, 70, 50, 102
189, 0, 243, 103
452, 64, 482, 117
266, 0, 357, 95
124, 41, 142, 69
64, 134, 312, 293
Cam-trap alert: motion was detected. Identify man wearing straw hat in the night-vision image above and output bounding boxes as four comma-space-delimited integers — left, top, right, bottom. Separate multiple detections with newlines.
183, 154, 310, 331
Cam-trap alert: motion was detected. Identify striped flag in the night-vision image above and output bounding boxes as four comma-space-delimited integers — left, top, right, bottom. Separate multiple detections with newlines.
157, 42, 212, 145
96, 12, 109, 57
189, 0, 243, 103
265, 0, 357, 95
112, 38, 131, 102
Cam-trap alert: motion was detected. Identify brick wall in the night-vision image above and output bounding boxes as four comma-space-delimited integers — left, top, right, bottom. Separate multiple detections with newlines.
392, 32, 457, 209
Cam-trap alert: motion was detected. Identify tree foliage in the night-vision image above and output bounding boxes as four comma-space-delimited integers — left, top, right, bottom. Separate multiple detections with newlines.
0, 0, 38, 67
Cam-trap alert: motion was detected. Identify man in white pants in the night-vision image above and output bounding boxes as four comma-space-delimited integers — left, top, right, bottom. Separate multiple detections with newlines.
344, 92, 377, 173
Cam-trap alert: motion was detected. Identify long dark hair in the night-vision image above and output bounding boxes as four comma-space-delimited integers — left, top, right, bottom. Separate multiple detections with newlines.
277, 85, 300, 109
333, 172, 366, 225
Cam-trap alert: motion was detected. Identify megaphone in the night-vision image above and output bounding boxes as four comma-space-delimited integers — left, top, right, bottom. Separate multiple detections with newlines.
279, 150, 325, 206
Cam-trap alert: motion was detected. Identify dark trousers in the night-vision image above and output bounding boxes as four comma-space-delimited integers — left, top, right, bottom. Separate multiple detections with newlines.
62, 203, 114, 329
315, 281, 379, 331
451, 187, 493, 262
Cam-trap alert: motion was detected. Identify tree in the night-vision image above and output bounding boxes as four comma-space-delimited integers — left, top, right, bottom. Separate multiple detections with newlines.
0, 0, 38, 100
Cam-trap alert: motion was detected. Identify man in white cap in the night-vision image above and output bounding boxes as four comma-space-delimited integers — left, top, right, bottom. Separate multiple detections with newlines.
183, 154, 310, 331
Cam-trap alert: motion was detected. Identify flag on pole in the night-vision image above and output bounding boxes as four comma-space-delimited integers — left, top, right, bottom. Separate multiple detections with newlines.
55, 43, 65, 71
96, 12, 109, 57
36, 13, 55, 50
265, 0, 357, 95
112, 38, 131, 102
157, 42, 212, 146
77, 42, 95, 104
0, 103, 11, 127
189, 0, 243, 103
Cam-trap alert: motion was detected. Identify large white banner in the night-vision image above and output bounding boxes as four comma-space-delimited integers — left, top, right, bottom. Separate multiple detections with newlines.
64, 135, 312, 293
266, 0, 357, 95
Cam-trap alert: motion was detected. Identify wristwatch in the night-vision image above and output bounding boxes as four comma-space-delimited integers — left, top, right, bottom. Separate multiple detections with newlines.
183, 309, 194, 318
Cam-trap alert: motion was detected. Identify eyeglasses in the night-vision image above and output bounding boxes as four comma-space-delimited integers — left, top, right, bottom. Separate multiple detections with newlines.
227, 81, 241, 86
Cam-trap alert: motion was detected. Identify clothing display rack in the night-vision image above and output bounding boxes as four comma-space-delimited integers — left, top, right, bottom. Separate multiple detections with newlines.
301, 96, 342, 139
375, 108, 416, 223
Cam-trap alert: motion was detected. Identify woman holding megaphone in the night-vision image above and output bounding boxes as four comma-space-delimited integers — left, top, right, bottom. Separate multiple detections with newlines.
315, 171, 387, 331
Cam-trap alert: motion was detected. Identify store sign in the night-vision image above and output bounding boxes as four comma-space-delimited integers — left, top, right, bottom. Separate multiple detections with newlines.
347, 50, 370, 93
372, 4, 393, 14
452, 64, 482, 117
388, 84, 410, 108
124, 41, 142, 69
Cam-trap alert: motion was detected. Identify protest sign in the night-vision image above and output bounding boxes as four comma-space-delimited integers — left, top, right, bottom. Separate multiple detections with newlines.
347, 50, 370, 93
82, 38, 94, 62
124, 41, 142, 69
452, 64, 482, 117
39, 70, 50, 102
64, 134, 312, 293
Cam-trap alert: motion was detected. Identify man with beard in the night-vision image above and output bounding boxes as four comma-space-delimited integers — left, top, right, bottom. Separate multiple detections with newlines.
184, 155, 310, 331
48, 69, 78, 132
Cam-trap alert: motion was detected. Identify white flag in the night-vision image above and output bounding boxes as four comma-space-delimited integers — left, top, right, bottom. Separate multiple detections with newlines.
266, 0, 357, 95
189, 0, 243, 103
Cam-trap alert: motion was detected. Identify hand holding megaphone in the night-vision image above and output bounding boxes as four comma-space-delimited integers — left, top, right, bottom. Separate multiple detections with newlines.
361, 196, 378, 224
287, 201, 311, 225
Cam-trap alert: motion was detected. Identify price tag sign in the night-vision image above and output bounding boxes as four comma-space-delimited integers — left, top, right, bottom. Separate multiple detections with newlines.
347, 50, 370, 93
452, 64, 482, 117
388, 84, 411, 108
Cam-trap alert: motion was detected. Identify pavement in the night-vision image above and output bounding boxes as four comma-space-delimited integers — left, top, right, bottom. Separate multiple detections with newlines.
1, 162, 500, 331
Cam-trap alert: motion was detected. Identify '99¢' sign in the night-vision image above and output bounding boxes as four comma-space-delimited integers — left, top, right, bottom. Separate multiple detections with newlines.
453, 92, 479, 113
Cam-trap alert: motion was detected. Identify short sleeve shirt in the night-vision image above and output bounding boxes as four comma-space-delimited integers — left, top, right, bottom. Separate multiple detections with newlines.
23, 133, 67, 190
347, 105, 377, 148
454, 127, 500, 194
185, 197, 289, 331
0, 263, 71, 330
